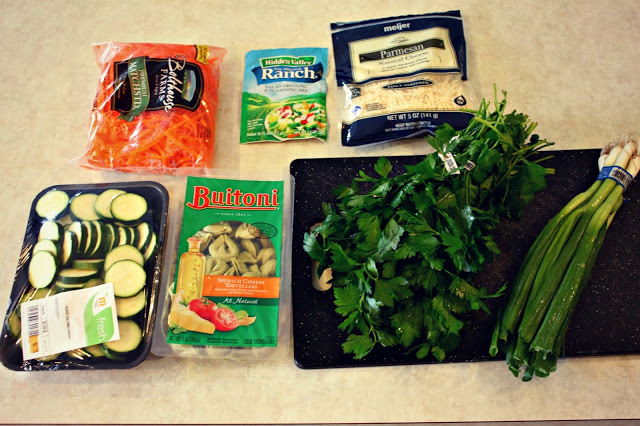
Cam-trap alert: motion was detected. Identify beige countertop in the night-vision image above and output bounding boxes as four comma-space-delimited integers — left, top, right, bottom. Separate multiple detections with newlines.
1, 1, 639, 424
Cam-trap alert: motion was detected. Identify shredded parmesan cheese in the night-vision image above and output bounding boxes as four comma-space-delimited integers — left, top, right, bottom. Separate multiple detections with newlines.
331, 11, 473, 146
341, 72, 472, 124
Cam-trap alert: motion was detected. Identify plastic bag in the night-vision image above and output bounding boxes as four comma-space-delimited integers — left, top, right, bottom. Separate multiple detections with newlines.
76, 42, 226, 174
330, 11, 474, 146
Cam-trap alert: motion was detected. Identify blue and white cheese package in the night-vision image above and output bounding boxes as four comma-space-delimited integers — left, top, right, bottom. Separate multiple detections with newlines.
240, 47, 328, 143
330, 11, 474, 146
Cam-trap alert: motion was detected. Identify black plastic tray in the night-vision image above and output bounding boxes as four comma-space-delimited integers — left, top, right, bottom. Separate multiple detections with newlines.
290, 149, 640, 369
0, 181, 169, 371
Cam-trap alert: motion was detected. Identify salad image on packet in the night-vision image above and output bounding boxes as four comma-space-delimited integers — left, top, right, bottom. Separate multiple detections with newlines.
240, 47, 328, 143
165, 176, 285, 348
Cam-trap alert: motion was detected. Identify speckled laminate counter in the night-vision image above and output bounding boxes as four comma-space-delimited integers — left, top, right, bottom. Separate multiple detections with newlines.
0, 1, 639, 424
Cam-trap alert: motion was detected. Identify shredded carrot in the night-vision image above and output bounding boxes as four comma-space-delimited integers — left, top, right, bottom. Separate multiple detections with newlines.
78, 42, 226, 174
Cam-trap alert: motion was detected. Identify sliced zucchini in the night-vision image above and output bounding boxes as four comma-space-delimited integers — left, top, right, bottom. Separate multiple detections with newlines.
128, 226, 140, 248
35, 189, 69, 220
99, 344, 126, 360
33, 239, 58, 256
57, 268, 99, 284
28, 250, 58, 289
68, 221, 86, 254
55, 281, 86, 292
82, 221, 100, 257
61, 231, 78, 268
110, 193, 147, 225
6, 309, 21, 338
84, 344, 105, 357
87, 221, 106, 258
94, 189, 126, 220
143, 232, 157, 262
104, 260, 146, 298
70, 193, 100, 221
136, 222, 153, 252
83, 277, 104, 289
116, 226, 130, 247
115, 290, 146, 318
105, 223, 119, 251
94, 223, 115, 257
103, 319, 142, 354
38, 221, 64, 242
21, 286, 57, 305
72, 258, 105, 270
104, 244, 144, 271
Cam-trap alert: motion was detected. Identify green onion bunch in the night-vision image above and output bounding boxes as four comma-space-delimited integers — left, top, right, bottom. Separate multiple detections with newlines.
490, 134, 640, 380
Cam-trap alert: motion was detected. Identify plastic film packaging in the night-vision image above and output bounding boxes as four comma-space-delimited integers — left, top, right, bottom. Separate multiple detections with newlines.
150, 169, 293, 361
0, 177, 170, 370
74, 42, 226, 174
330, 11, 474, 146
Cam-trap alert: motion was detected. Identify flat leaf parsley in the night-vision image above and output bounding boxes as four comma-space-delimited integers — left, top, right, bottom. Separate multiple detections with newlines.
304, 89, 554, 361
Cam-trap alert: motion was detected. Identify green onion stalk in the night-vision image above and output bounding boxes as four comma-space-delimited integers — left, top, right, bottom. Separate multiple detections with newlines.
490, 134, 640, 380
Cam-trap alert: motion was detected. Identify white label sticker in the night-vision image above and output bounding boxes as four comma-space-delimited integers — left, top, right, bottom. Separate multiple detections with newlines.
20, 283, 120, 361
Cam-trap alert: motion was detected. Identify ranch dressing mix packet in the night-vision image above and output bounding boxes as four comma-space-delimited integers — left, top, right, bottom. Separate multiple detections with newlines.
240, 47, 328, 143
165, 176, 285, 348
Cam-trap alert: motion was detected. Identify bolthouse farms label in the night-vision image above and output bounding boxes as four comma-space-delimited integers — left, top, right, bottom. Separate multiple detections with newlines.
112, 54, 206, 121
166, 176, 285, 348
240, 47, 328, 143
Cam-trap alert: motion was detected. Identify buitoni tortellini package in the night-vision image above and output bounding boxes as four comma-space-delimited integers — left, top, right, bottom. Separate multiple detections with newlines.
151, 170, 293, 360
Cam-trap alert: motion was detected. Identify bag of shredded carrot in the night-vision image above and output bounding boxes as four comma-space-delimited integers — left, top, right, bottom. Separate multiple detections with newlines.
76, 42, 226, 174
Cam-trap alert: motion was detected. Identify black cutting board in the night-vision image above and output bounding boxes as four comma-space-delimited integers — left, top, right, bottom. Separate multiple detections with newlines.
290, 149, 640, 369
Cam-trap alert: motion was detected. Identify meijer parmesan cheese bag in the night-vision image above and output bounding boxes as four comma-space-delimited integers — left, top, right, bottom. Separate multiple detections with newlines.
331, 11, 473, 146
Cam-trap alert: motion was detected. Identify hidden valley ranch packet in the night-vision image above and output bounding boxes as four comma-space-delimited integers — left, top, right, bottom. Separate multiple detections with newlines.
240, 47, 328, 143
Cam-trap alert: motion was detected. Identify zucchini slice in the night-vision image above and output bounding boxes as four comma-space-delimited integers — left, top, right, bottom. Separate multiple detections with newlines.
88, 221, 108, 258
103, 319, 143, 354
6, 309, 21, 338
94, 189, 126, 221
110, 193, 147, 225
68, 221, 86, 254
84, 344, 105, 357
70, 193, 100, 221
28, 251, 58, 289
104, 244, 144, 271
116, 226, 130, 247
55, 281, 86, 292
72, 258, 105, 271
57, 268, 99, 284
105, 223, 119, 251
61, 231, 78, 268
35, 189, 69, 220
142, 232, 157, 262
136, 222, 153, 252
33, 239, 59, 256
83, 221, 102, 257
38, 221, 64, 242
83, 277, 104, 289
128, 226, 140, 248
104, 260, 146, 298
115, 290, 146, 318
80, 221, 95, 256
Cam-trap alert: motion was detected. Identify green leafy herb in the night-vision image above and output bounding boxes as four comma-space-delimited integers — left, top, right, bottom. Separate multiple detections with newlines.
304, 88, 554, 361
169, 323, 187, 335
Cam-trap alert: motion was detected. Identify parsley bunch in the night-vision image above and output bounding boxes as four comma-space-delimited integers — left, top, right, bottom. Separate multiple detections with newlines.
303, 90, 554, 361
